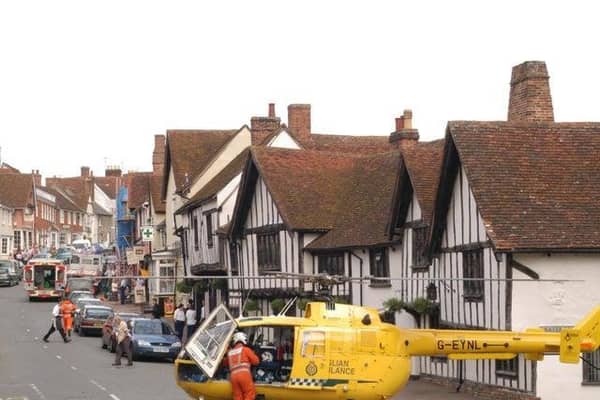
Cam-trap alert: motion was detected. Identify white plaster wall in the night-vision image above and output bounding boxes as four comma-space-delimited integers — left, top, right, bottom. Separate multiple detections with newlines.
188, 128, 251, 197
94, 184, 115, 215
216, 173, 242, 227
512, 253, 600, 400
165, 168, 183, 249
349, 248, 397, 309
267, 130, 301, 149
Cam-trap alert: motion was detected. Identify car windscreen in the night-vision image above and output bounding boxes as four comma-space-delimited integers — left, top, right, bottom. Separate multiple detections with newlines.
134, 320, 168, 335
85, 309, 112, 319
69, 279, 93, 290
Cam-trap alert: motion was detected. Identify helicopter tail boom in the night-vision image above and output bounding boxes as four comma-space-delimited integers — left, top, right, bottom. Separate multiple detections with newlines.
402, 305, 600, 364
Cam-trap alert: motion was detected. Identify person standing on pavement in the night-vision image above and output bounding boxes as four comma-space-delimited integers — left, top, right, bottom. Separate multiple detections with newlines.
185, 301, 197, 342
151, 298, 163, 319
222, 331, 259, 400
112, 316, 133, 366
43, 300, 70, 343
173, 303, 186, 340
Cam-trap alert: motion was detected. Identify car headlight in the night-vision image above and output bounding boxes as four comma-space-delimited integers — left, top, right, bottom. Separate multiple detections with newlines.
171, 341, 182, 348
137, 340, 152, 347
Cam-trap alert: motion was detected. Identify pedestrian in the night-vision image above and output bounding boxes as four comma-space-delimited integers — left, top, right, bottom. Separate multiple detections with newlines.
151, 298, 162, 319
42, 299, 70, 343
222, 331, 259, 400
111, 279, 118, 301
185, 301, 197, 342
173, 303, 186, 340
60, 297, 76, 338
119, 278, 127, 304
112, 316, 133, 366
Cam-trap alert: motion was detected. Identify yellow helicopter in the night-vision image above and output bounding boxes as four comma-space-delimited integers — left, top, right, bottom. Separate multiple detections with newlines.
174, 274, 600, 400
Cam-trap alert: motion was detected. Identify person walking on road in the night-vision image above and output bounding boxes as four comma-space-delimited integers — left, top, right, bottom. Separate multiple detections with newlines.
185, 301, 197, 342
60, 297, 76, 338
173, 303, 186, 340
112, 316, 133, 366
43, 300, 70, 343
223, 331, 259, 400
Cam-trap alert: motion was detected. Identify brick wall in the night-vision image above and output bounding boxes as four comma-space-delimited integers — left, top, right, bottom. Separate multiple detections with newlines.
507, 61, 554, 123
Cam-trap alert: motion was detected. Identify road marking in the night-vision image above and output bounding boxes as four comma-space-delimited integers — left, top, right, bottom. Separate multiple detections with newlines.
70, 365, 77, 371
26, 329, 30, 333
90, 380, 107, 392
42, 345, 47, 349
109, 394, 120, 400
55, 355, 62, 360
30, 383, 47, 400
34, 337, 38, 340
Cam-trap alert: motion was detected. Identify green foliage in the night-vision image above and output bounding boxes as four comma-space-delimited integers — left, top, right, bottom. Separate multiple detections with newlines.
212, 278, 228, 290
383, 297, 406, 313
383, 297, 436, 315
296, 298, 309, 311
270, 298, 286, 315
244, 298, 258, 312
193, 280, 210, 293
176, 280, 193, 294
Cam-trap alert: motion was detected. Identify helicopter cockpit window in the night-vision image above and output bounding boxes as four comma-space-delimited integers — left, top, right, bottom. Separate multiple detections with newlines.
301, 330, 326, 358
185, 304, 237, 378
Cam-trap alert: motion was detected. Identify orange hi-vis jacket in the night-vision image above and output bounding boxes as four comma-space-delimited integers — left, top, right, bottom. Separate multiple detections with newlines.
226, 343, 259, 376
60, 300, 76, 331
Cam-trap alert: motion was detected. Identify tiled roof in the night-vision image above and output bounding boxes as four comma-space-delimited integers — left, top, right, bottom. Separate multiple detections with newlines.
0, 173, 33, 208
402, 140, 445, 226
126, 172, 152, 209
95, 176, 119, 199
42, 186, 83, 212
165, 129, 239, 193
435, 121, 600, 251
304, 133, 393, 154
245, 147, 401, 249
176, 148, 249, 214
150, 175, 165, 213
46, 177, 90, 210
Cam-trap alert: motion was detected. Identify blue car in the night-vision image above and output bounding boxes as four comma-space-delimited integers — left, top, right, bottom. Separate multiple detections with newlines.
129, 318, 181, 362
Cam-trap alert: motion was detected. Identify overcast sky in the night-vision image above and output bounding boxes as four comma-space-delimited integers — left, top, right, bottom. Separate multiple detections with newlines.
1, 1, 599, 179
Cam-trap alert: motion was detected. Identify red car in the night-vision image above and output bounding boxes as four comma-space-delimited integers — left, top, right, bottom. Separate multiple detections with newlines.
101, 312, 142, 352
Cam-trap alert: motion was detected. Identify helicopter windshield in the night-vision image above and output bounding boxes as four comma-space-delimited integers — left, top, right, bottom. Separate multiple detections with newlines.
185, 304, 237, 378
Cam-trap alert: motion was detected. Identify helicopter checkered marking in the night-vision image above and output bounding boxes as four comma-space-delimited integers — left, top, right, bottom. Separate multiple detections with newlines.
289, 378, 325, 386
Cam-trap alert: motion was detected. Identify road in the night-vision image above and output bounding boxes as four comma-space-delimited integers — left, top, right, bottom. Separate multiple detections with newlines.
0, 283, 481, 400
0, 283, 184, 400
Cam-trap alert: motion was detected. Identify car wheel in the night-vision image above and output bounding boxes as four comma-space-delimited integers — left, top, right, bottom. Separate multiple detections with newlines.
80, 327, 86, 337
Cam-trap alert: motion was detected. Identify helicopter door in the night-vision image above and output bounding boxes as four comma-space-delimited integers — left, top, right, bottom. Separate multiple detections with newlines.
185, 303, 237, 378
290, 329, 329, 389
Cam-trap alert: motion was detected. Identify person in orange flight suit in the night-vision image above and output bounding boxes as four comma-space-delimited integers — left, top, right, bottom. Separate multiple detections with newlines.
223, 331, 260, 400
60, 298, 76, 338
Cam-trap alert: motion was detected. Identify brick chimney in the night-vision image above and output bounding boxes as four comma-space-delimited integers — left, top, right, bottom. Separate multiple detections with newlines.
508, 61, 554, 122
389, 109, 419, 150
153, 134, 166, 175
287, 104, 311, 142
81, 166, 90, 177
105, 166, 122, 177
250, 103, 281, 144
32, 169, 41, 186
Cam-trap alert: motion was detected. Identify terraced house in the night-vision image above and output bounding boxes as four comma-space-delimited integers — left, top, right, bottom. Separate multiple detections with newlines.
392, 61, 600, 400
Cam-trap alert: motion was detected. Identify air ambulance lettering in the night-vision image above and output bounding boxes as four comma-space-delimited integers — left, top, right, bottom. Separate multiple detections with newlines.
328, 359, 355, 375
436, 339, 482, 351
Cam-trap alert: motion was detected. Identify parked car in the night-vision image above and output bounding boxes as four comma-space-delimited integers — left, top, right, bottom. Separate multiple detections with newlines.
129, 318, 181, 361
0, 260, 19, 286
68, 290, 94, 303
73, 297, 103, 319
74, 304, 113, 336
65, 277, 95, 294
102, 312, 142, 352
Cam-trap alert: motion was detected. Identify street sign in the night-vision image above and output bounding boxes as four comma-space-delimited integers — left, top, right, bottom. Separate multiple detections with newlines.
141, 225, 154, 242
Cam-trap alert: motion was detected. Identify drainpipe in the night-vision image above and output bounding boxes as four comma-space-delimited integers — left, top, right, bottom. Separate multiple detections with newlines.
351, 252, 363, 306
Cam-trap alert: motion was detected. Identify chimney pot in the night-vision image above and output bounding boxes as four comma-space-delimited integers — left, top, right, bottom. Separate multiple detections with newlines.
268, 103, 276, 118
81, 166, 90, 177
389, 109, 419, 149
395, 117, 404, 132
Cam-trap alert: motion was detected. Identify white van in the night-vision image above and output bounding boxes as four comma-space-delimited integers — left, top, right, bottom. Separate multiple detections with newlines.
72, 239, 91, 251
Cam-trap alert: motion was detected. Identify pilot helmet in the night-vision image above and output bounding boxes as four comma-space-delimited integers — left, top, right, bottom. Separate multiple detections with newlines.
232, 331, 248, 345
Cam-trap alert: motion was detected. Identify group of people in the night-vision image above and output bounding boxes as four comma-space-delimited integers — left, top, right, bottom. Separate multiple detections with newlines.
172, 302, 198, 341
42, 297, 76, 343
